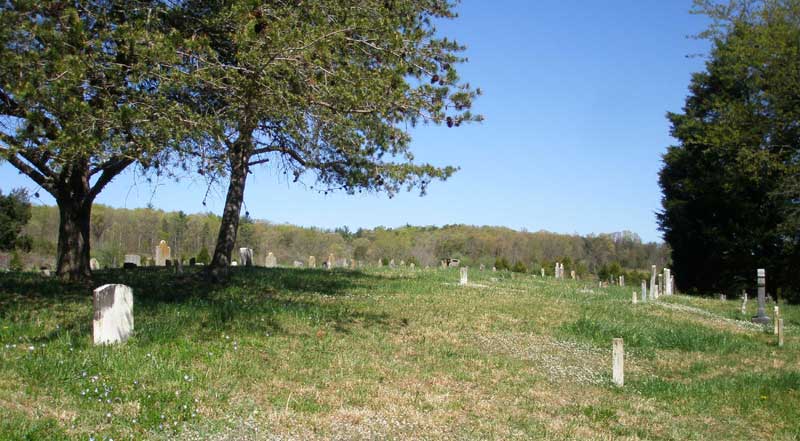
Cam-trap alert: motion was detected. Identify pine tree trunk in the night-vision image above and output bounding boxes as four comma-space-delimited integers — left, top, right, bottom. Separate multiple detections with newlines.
209, 137, 252, 277
55, 164, 93, 281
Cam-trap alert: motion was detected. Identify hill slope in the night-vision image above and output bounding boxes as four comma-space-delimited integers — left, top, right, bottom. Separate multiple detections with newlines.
0, 267, 797, 440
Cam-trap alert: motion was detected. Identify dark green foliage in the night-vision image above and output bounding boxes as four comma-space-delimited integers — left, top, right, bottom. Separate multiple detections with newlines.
659, 1, 800, 300
9, 250, 23, 271
495, 257, 510, 271
511, 261, 528, 273
0, 188, 31, 252
197, 246, 211, 265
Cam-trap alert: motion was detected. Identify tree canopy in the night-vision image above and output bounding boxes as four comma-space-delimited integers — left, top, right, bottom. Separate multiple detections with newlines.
659, 0, 800, 299
0, 1, 202, 280
169, 0, 482, 272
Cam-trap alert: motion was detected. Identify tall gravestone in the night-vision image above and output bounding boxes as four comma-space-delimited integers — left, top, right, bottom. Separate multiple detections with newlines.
664, 269, 672, 295
265, 252, 277, 268
308, 256, 316, 268
541, 268, 545, 278
239, 248, 254, 267
649, 265, 657, 300
554, 263, 559, 279
752, 268, 771, 324
327, 254, 335, 269
641, 280, 647, 302
155, 241, 171, 266
93, 284, 134, 345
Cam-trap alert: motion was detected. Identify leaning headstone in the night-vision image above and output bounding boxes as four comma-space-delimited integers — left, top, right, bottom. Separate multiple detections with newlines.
612, 338, 624, 387
124, 254, 141, 267
752, 269, 770, 324
264, 252, 277, 268
155, 240, 171, 266
239, 248, 254, 267
308, 256, 316, 268
89, 258, 100, 271
93, 284, 134, 345
459, 267, 468, 286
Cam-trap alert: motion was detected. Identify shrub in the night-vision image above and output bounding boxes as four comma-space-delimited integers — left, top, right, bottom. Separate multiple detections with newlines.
512, 261, 527, 273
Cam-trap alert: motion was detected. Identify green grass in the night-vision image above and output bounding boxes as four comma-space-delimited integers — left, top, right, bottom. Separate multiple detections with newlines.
1, 267, 798, 440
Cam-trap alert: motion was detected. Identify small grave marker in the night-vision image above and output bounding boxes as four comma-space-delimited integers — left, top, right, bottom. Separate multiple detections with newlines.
308, 256, 316, 268
459, 267, 468, 286
778, 318, 784, 347
90, 258, 100, 271
612, 338, 624, 387
774, 306, 780, 335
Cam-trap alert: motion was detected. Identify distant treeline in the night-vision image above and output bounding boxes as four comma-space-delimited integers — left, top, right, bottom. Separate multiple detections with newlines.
22, 204, 669, 282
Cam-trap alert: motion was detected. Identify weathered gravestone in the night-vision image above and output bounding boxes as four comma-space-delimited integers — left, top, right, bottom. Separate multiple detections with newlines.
389, 259, 396, 268
664, 269, 672, 295
264, 252, 277, 268
308, 256, 316, 268
459, 267, 468, 286
752, 269, 771, 324
293, 260, 304, 268
541, 268, 545, 277
327, 254, 335, 269
649, 265, 657, 300
239, 248, 254, 267
93, 284, 134, 345
641, 280, 647, 302
410, 263, 415, 269
155, 241, 171, 266
89, 258, 100, 271
124, 254, 141, 267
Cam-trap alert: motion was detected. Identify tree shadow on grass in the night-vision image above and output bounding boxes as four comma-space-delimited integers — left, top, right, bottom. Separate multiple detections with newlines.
0, 267, 393, 345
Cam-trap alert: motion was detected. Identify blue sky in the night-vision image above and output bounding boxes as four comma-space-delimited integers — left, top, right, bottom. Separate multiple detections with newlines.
0, 1, 711, 243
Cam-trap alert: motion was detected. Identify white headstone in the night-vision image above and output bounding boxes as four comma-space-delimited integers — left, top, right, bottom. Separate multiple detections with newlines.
89, 258, 100, 271
265, 252, 277, 268
93, 284, 134, 345
293, 260, 304, 268
741, 291, 748, 314
459, 267, 468, 286
124, 254, 141, 266
649, 265, 657, 300
239, 248, 254, 267
230, 261, 238, 267
308, 256, 316, 268
641, 280, 647, 302
541, 268, 545, 278
410, 263, 416, 269
664, 269, 672, 295
612, 338, 624, 387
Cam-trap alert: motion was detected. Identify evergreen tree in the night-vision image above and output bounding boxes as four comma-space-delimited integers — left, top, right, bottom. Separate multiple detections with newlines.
173, 0, 481, 276
659, 0, 800, 298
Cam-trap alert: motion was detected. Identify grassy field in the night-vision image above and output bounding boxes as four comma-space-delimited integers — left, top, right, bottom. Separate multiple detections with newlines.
0, 267, 798, 440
